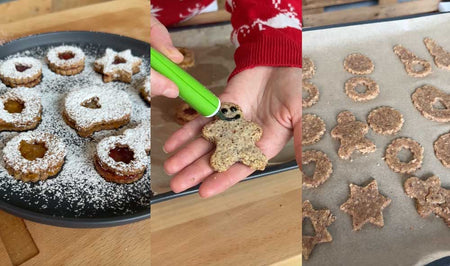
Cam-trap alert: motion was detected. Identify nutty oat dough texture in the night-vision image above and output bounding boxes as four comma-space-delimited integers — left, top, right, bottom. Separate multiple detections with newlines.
434, 132, 450, 168
367, 106, 404, 135
343, 53, 374, 75
411, 85, 450, 123
302, 200, 336, 260
302, 113, 326, 146
202, 103, 267, 172
393, 44, 432, 78
340, 179, 391, 231
302, 150, 333, 188
404, 176, 450, 227
302, 57, 315, 80
424, 37, 450, 70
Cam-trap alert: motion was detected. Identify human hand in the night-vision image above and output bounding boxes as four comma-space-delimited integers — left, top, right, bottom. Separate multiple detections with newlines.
163, 66, 302, 198
150, 15, 183, 98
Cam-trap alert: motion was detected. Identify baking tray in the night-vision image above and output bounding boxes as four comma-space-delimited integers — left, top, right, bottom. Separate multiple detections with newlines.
0, 32, 151, 228
302, 13, 450, 265
150, 23, 298, 203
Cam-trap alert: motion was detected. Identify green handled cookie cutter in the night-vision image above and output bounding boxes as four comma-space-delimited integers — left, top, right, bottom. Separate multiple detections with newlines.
151, 48, 221, 117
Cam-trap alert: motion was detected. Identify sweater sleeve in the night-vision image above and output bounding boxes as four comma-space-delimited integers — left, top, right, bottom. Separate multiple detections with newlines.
225, 0, 302, 79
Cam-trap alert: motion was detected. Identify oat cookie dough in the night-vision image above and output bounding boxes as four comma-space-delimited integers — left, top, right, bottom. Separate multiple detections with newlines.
302, 57, 315, 80
202, 103, 267, 172
367, 106, 404, 135
411, 85, 450, 123
434, 132, 450, 168
302, 114, 326, 146
330, 111, 376, 160
343, 53, 374, 75
46, 45, 85, 76
404, 175, 450, 227
424, 37, 450, 70
344, 76, 379, 102
340, 179, 391, 231
0, 57, 42, 88
94, 48, 142, 83
302, 200, 336, 260
175, 102, 200, 125
393, 44, 432, 78
176, 47, 195, 69
302, 80, 319, 108
384, 137, 423, 174
0, 88, 42, 132
302, 150, 333, 188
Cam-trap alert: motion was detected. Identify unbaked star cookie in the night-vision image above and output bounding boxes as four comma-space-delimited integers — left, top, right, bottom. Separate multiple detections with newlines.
94, 48, 142, 83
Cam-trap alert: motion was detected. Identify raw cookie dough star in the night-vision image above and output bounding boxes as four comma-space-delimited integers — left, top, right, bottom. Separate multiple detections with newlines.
94, 48, 142, 83
340, 179, 391, 231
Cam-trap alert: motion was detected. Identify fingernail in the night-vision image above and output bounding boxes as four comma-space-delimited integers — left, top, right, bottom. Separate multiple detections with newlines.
162, 146, 168, 154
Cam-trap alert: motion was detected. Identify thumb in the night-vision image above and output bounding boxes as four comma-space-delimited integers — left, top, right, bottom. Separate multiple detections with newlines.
150, 15, 183, 64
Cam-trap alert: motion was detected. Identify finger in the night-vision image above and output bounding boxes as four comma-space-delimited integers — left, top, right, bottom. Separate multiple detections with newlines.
293, 117, 302, 170
150, 16, 183, 63
169, 153, 215, 193
198, 164, 255, 198
164, 116, 211, 153
164, 138, 213, 175
150, 69, 179, 98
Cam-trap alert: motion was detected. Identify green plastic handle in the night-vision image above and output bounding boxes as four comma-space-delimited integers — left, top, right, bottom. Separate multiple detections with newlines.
151, 48, 220, 117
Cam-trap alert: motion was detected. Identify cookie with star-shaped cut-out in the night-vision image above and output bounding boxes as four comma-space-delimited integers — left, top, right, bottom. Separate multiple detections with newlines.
302, 200, 336, 260
94, 48, 142, 83
340, 179, 391, 231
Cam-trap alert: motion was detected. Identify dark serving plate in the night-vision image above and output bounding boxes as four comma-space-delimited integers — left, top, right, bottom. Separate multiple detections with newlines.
0, 31, 151, 228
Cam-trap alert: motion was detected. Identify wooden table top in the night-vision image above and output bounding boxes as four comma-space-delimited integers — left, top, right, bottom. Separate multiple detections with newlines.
0, 1, 302, 264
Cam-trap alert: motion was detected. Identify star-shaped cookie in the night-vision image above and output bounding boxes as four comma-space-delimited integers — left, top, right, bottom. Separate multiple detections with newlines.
94, 48, 142, 83
340, 179, 391, 231
404, 175, 450, 227
302, 200, 336, 260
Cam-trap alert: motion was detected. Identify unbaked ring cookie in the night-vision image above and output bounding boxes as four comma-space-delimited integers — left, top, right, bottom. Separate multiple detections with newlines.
302, 150, 333, 188
175, 102, 199, 125
302, 57, 315, 80
344, 76, 379, 102
367, 106, 404, 135
302, 114, 326, 146
434, 132, 450, 168
94, 48, 142, 83
384, 137, 424, 174
343, 53, 374, 75
95, 134, 148, 184
140, 76, 151, 104
176, 47, 195, 69
0, 57, 42, 88
411, 85, 450, 123
0, 88, 42, 132
393, 45, 432, 78
46, 45, 85, 76
3, 131, 66, 182
302, 80, 319, 109
63, 87, 132, 137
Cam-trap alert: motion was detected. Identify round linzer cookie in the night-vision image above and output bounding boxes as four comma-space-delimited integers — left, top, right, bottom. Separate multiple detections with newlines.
176, 47, 195, 69
0, 88, 42, 132
95, 134, 148, 184
434, 132, 450, 168
0, 57, 42, 88
367, 106, 404, 135
46, 45, 85, 76
202, 103, 268, 172
384, 137, 423, 174
3, 131, 66, 182
411, 85, 450, 123
302, 57, 315, 80
302, 80, 319, 109
140, 76, 151, 104
302, 150, 333, 188
302, 114, 326, 146
94, 48, 142, 83
393, 45, 432, 78
344, 76, 379, 102
343, 53, 374, 75
175, 102, 199, 125
63, 87, 132, 137
424, 37, 450, 70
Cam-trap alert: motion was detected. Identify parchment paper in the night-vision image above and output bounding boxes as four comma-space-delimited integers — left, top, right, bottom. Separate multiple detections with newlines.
302, 14, 450, 265
151, 25, 295, 195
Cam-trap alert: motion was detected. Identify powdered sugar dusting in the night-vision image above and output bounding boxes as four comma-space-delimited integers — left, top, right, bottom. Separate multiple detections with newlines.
94, 48, 142, 76
46, 45, 85, 68
0, 88, 42, 127
0, 57, 42, 79
0, 44, 151, 217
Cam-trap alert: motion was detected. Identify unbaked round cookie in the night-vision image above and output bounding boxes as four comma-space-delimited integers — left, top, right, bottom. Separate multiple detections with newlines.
434, 132, 450, 168
302, 80, 319, 108
344, 76, 379, 102
302, 150, 333, 188
302, 114, 326, 146
3, 131, 66, 182
343, 53, 374, 75
367, 106, 404, 135
302, 57, 315, 80
384, 137, 424, 174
